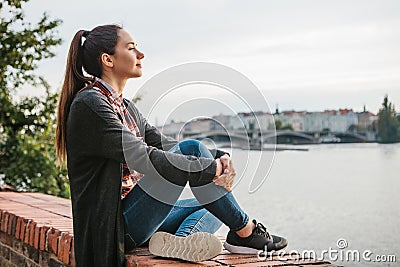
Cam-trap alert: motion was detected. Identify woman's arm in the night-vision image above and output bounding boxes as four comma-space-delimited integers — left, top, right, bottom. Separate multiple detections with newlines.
68, 90, 217, 183
124, 99, 178, 151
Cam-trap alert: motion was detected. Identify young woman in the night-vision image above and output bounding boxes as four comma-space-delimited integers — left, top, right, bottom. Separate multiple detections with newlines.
56, 24, 287, 267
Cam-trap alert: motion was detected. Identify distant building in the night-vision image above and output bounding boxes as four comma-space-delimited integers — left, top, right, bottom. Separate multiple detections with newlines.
275, 111, 306, 131
338, 109, 358, 132
357, 111, 378, 131
159, 108, 376, 139
256, 112, 275, 131
236, 111, 274, 131
182, 118, 213, 136
158, 120, 185, 140
211, 114, 233, 131
229, 115, 244, 130
303, 109, 358, 132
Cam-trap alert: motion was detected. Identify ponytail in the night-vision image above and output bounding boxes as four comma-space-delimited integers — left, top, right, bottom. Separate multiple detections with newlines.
56, 24, 122, 166
56, 30, 94, 166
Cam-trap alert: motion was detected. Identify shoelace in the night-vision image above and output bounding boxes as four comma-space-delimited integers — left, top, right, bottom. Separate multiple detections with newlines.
254, 222, 272, 240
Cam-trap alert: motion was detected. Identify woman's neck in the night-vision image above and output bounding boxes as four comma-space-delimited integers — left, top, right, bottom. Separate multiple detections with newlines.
100, 75, 127, 95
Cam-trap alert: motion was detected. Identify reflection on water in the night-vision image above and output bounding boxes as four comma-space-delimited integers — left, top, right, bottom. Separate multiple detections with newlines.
213, 143, 400, 266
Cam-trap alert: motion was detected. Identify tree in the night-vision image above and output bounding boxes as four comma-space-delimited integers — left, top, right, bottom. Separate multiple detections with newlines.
0, 0, 68, 197
274, 119, 282, 130
377, 95, 400, 143
280, 124, 294, 131
274, 119, 293, 131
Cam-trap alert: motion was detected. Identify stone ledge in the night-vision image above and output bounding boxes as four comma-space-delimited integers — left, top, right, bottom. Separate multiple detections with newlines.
125, 239, 341, 267
0, 192, 74, 266
0, 192, 341, 267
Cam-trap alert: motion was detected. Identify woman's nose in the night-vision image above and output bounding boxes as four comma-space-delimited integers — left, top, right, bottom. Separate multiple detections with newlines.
137, 50, 144, 60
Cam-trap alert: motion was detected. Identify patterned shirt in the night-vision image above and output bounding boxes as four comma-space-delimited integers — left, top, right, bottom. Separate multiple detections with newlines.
93, 78, 143, 199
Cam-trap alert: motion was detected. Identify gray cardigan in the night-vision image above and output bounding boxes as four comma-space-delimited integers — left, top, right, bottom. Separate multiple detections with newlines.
66, 88, 226, 267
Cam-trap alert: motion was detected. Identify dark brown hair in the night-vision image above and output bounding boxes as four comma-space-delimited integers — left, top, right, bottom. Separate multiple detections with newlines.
56, 24, 122, 165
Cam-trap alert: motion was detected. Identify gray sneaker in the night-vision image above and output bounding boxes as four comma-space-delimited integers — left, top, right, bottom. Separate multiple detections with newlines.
149, 231, 223, 262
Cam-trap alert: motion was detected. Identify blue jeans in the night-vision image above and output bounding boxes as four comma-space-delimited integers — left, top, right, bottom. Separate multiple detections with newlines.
122, 139, 249, 250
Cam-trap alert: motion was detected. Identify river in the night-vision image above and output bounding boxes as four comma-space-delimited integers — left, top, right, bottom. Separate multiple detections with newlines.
201, 143, 400, 266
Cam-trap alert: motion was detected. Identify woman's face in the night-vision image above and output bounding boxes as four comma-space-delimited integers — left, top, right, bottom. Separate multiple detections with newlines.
110, 29, 144, 79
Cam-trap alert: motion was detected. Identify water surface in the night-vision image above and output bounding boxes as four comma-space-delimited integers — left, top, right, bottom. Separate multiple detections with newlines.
208, 143, 400, 266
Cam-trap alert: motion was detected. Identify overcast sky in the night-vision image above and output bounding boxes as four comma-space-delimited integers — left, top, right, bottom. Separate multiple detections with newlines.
20, 0, 400, 123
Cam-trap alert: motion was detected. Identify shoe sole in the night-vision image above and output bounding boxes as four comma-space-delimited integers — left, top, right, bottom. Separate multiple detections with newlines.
223, 242, 261, 254
149, 231, 223, 262
223, 242, 287, 255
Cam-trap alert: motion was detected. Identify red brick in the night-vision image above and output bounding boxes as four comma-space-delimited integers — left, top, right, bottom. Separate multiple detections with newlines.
33, 224, 41, 249
1, 211, 8, 232
287, 258, 332, 265
125, 255, 188, 267
215, 256, 262, 265
24, 220, 31, 244
0, 211, 4, 232
126, 256, 222, 267
20, 218, 29, 241
70, 237, 76, 267
236, 261, 290, 266
0, 192, 336, 267
7, 213, 15, 235
15, 216, 22, 239
39, 225, 50, 251
29, 221, 37, 247
57, 232, 65, 262
47, 228, 61, 255
214, 253, 255, 260
57, 232, 73, 264
2, 211, 7, 232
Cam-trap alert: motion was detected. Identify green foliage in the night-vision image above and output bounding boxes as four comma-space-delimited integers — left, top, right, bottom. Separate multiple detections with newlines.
275, 119, 293, 131
274, 119, 282, 130
281, 124, 294, 131
377, 95, 400, 143
0, 0, 68, 197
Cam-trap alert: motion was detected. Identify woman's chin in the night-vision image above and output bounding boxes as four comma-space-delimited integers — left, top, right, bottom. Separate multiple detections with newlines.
130, 71, 142, 78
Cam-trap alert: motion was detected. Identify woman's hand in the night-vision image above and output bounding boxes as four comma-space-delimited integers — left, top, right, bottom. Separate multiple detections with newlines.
213, 154, 236, 192
215, 158, 223, 177
219, 154, 231, 170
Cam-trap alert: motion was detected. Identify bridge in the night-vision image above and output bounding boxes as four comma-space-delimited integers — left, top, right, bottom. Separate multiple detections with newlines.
263, 131, 318, 145
184, 130, 368, 147
185, 131, 251, 148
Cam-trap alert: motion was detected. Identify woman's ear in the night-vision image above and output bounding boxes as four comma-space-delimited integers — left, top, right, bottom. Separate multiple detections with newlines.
101, 53, 114, 68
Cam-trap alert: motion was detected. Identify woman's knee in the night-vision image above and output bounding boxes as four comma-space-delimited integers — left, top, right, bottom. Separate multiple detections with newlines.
178, 139, 213, 158
178, 139, 203, 157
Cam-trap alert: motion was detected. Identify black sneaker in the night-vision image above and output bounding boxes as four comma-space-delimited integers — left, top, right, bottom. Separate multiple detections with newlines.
223, 219, 288, 254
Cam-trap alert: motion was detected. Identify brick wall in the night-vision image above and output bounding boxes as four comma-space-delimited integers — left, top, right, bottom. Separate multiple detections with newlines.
0, 192, 74, 266
1, 192, 337, 267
